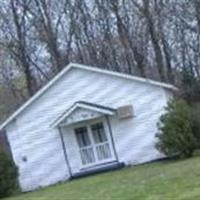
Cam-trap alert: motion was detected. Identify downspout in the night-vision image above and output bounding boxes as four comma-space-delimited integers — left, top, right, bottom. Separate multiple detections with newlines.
58, 126, 73, 178
105, 115, 119, 162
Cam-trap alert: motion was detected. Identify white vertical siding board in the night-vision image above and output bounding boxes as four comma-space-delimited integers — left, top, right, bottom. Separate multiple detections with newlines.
5, 68, 171, 191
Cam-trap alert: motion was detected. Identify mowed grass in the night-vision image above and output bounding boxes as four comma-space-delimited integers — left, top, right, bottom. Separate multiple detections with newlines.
4, 156, 200, 200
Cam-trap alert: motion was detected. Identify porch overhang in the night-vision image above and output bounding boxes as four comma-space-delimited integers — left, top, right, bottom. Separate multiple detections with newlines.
51, 101, 116, 128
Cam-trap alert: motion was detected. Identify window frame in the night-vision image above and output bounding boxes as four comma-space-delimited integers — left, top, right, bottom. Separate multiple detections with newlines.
73, 118, 115, 167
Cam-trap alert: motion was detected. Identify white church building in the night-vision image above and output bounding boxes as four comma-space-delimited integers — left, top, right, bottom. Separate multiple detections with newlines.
0, 63, 176, 191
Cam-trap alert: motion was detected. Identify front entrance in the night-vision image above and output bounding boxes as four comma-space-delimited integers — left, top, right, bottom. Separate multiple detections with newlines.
74, 119, 115, 167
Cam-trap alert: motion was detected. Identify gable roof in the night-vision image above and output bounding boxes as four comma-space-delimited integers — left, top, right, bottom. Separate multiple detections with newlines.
0, 63, 177, 130
51, 101, 116, 128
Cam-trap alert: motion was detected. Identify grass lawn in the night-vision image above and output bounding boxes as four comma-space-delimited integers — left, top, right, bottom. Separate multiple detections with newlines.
3, 156, 200, 200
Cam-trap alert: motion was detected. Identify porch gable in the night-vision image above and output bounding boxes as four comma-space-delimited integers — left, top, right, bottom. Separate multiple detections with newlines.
52, 101, 116, 127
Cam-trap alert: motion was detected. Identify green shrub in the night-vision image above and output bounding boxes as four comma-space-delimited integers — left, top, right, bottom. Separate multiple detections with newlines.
0, 151, 18, 198
156, 98, 196, 158
190, 105, 200, 149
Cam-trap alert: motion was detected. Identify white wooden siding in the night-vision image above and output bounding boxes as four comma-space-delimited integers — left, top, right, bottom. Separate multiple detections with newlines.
6, 67, 172, 191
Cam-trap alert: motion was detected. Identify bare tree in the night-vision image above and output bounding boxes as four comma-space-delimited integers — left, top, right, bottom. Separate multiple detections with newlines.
0, 0, 200, 118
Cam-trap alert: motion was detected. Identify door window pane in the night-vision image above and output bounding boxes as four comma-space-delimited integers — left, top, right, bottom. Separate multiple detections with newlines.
75, 126, 95, 165
96, 143, 112, 161
80, 147, 95, 165
75, 127, 91, 147
91, 123, 107, 144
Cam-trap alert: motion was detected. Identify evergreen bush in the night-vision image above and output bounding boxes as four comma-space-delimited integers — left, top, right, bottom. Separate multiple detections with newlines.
0, 151, 18, 198
156, 98, 196, 158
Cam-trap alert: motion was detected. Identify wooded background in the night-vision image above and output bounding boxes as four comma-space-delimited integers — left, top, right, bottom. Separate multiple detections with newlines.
0, 0, 200, 122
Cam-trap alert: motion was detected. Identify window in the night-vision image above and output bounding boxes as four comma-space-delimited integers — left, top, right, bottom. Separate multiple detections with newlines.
75, 127, 90, 147
75, 126, 95, 165
91, 123, 107, 144
74, 121, 113, 166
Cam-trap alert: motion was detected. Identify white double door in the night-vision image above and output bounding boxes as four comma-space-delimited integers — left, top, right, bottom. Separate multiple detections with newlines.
74, 119, 115, 167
